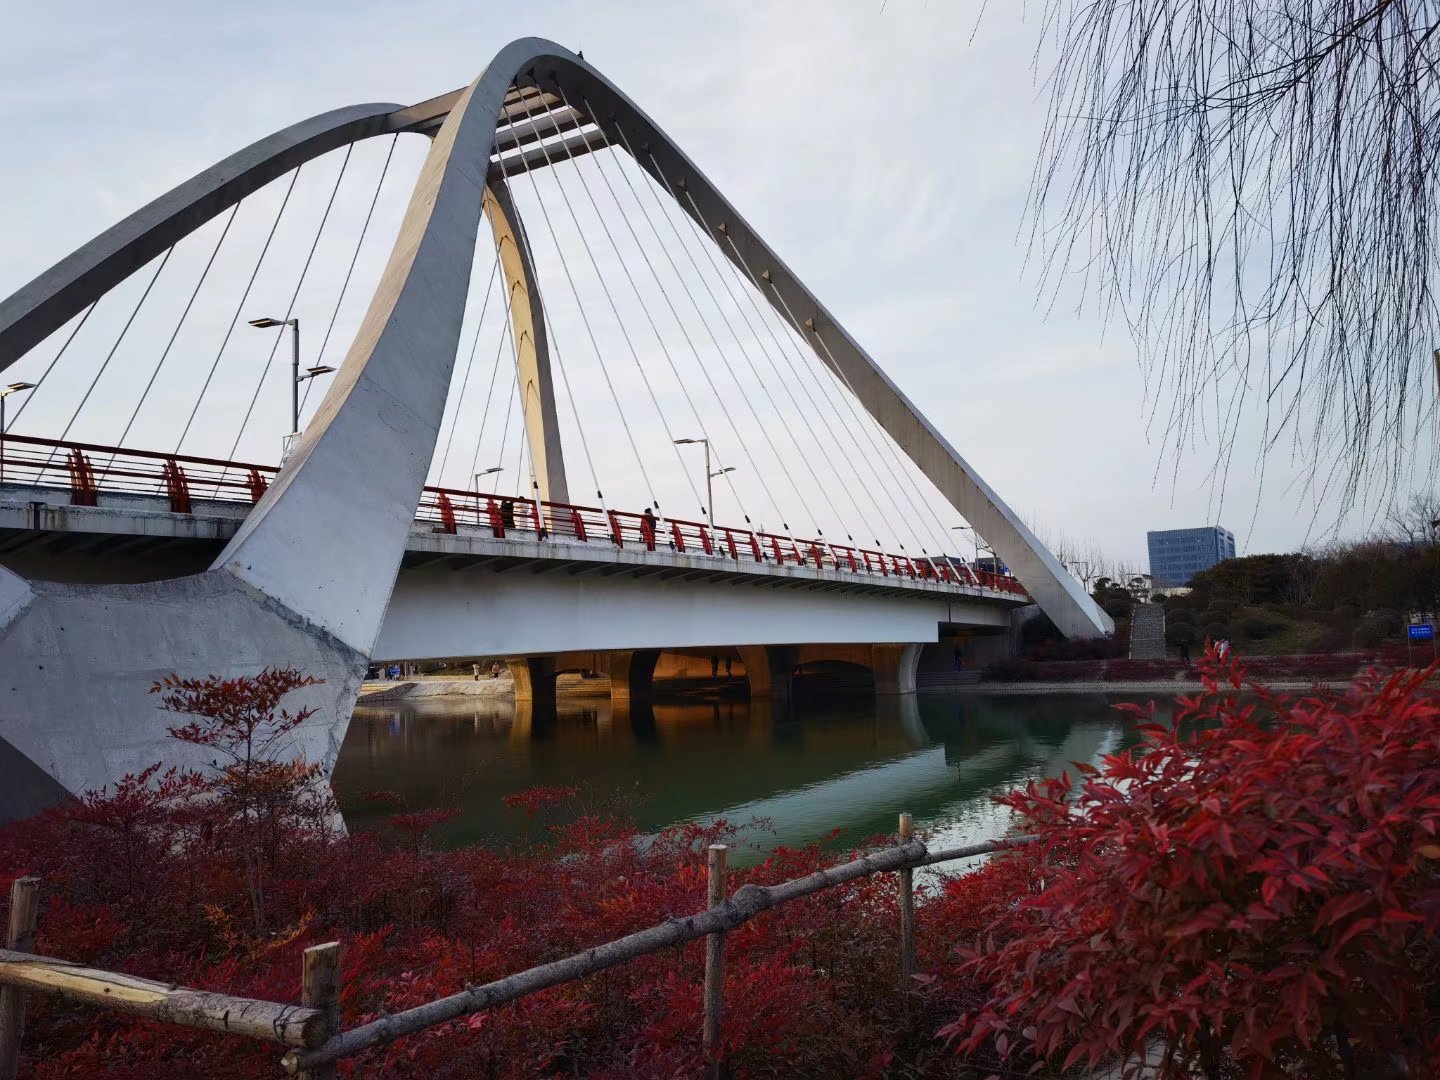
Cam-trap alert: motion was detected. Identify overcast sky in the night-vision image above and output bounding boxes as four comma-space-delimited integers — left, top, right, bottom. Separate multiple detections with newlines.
2, 1, 1429, 568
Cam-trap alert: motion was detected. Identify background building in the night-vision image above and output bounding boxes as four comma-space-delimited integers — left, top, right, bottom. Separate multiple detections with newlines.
1147, 526, 1236, 587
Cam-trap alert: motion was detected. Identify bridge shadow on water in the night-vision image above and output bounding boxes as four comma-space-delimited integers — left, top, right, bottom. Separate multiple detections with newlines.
333, 689, 1174, 857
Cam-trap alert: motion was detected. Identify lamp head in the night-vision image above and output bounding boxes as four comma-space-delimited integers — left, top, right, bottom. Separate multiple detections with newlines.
248, 317, 288, 329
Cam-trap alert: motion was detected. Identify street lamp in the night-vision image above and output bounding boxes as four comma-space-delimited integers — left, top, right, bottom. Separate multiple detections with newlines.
249, 317, 334, 444
675, 437, 722, 529
0, 381, 36, 484
952, 525, 981, 572
474, 466, 502, 490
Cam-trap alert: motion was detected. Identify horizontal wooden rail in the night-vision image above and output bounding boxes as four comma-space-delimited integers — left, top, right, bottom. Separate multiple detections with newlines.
283, 834, 1030, 1072
0, 947, 326, 1048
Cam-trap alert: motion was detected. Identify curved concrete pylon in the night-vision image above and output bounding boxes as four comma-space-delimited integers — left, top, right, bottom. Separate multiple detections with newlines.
484, 181, 568, 506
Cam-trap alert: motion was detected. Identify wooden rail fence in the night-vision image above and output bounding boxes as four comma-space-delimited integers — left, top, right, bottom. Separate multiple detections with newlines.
0, 822, 1034, 1077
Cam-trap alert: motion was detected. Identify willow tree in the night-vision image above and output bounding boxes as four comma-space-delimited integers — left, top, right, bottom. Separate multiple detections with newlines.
1030, 1, 1440, 506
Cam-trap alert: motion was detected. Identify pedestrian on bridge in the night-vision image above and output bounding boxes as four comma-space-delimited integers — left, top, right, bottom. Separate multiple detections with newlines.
711, 654, 720, 678
500, 498, 516, 531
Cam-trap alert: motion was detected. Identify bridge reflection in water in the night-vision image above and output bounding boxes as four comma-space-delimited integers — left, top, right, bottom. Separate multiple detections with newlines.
333, 693, 1166, 855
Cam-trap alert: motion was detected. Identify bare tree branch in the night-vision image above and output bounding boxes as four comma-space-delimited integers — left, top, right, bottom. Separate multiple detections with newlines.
1029, 0, 1440, 509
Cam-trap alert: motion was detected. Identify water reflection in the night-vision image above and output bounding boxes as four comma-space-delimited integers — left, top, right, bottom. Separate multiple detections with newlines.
333, 692, 1164, 855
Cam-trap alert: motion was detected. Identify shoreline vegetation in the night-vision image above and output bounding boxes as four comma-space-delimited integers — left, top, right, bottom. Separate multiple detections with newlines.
1, 652, 1435, 1077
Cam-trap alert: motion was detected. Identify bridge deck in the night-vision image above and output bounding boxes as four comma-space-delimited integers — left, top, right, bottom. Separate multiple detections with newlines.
0, 434, 1031, 605
0, 482, 1028, 605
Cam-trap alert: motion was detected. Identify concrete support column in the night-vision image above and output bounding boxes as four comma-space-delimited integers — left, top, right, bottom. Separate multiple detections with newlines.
601, 648, 659, 706
507, 656, 556, 715
871, 643, 922, 696
737, 645, 794, 704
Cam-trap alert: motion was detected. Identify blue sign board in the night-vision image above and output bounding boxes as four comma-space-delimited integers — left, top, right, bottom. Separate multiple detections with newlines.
1409, 623, 1435, 642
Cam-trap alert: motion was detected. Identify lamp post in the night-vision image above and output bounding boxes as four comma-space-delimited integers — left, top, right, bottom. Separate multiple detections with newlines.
249, 317, 334, 450
474, 465, 503, 518
675, 437, 734, 529
0, 382, 36, 484
952, 525, 981, 572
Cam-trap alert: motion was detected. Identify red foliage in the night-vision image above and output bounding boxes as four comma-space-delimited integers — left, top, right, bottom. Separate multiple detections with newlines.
942, 648, 1440, 1078
6, 656, 1439, 1077
500, 785, 579, 815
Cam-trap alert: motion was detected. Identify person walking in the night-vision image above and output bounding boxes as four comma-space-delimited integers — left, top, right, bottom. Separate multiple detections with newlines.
710, 653, 720, 678
500, 498, 516, 531
642, 507, 658, 547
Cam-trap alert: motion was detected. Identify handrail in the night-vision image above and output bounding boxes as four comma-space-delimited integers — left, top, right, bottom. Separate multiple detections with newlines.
0, 433, 1031, 599
281, 831, 1033, 1072
0, 830, 1037, 1074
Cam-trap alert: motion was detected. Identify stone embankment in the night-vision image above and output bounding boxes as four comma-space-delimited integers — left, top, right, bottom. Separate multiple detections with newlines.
357, 673, 607, 703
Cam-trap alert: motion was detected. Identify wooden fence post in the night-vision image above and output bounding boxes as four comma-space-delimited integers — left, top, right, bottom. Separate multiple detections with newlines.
703, 844, 728, 1077
299, 942, 341, 1080
0, 877, 40, 1080
898, 814, 916, 980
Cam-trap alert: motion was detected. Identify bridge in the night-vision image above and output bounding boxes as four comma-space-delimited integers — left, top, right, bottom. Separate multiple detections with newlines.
0, 38, 1111, 816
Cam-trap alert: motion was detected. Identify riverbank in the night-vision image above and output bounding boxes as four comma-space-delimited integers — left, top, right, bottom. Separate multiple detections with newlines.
357, 672, 1358, 704
951, 678, 1345, 695
357, 672, 608, 703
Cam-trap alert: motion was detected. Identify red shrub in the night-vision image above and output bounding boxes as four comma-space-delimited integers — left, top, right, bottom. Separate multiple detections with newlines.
942, 650, 1440, 1078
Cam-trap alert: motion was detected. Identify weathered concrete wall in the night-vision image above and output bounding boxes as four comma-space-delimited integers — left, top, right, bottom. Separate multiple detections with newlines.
0, 566, 365, 820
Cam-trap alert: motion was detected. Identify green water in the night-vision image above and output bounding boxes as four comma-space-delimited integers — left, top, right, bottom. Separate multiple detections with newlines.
332, 691, 1165, 857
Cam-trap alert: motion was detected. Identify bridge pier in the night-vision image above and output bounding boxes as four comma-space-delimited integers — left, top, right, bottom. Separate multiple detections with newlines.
600, 649, 660, 707
737, 645, 794, 704
507, 656, 556, 717
871, 643, 923, 696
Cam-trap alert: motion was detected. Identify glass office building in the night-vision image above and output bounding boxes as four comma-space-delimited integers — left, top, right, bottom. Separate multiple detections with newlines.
1147, 526, 1236, 587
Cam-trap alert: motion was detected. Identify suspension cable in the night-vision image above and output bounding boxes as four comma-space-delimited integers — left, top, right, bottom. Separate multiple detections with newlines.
510, 98, 660, 512
665, 179, 943, 565
58, 246, 174, 443
226, 144, 354, 461
719, 223, 971, 582
465, 308, 514, 485
659, 155, 967, 582
536, 95, 706, 520
436, 253, 501, 484
606, 118, 833, 554
301, 134, 401, 415
8, 300, 99, 428
117, 204, 241, 449
623, 138, 883, 558
176, 166, 302, 453
582, 135, 777, 535
483, 180, 608, 517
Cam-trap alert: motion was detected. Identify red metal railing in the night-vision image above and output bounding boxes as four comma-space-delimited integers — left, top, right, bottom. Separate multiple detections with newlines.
0, 433, 1030, 599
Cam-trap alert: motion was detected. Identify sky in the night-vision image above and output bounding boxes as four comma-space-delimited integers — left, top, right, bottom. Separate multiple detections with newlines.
2, 0, 1431, 570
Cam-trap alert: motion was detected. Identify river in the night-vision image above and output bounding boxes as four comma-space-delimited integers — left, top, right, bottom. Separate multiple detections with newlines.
332, 689, 1169, 859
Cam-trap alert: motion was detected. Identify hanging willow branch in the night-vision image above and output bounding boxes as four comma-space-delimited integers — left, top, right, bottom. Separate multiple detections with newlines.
1029, 0, 1440, 508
